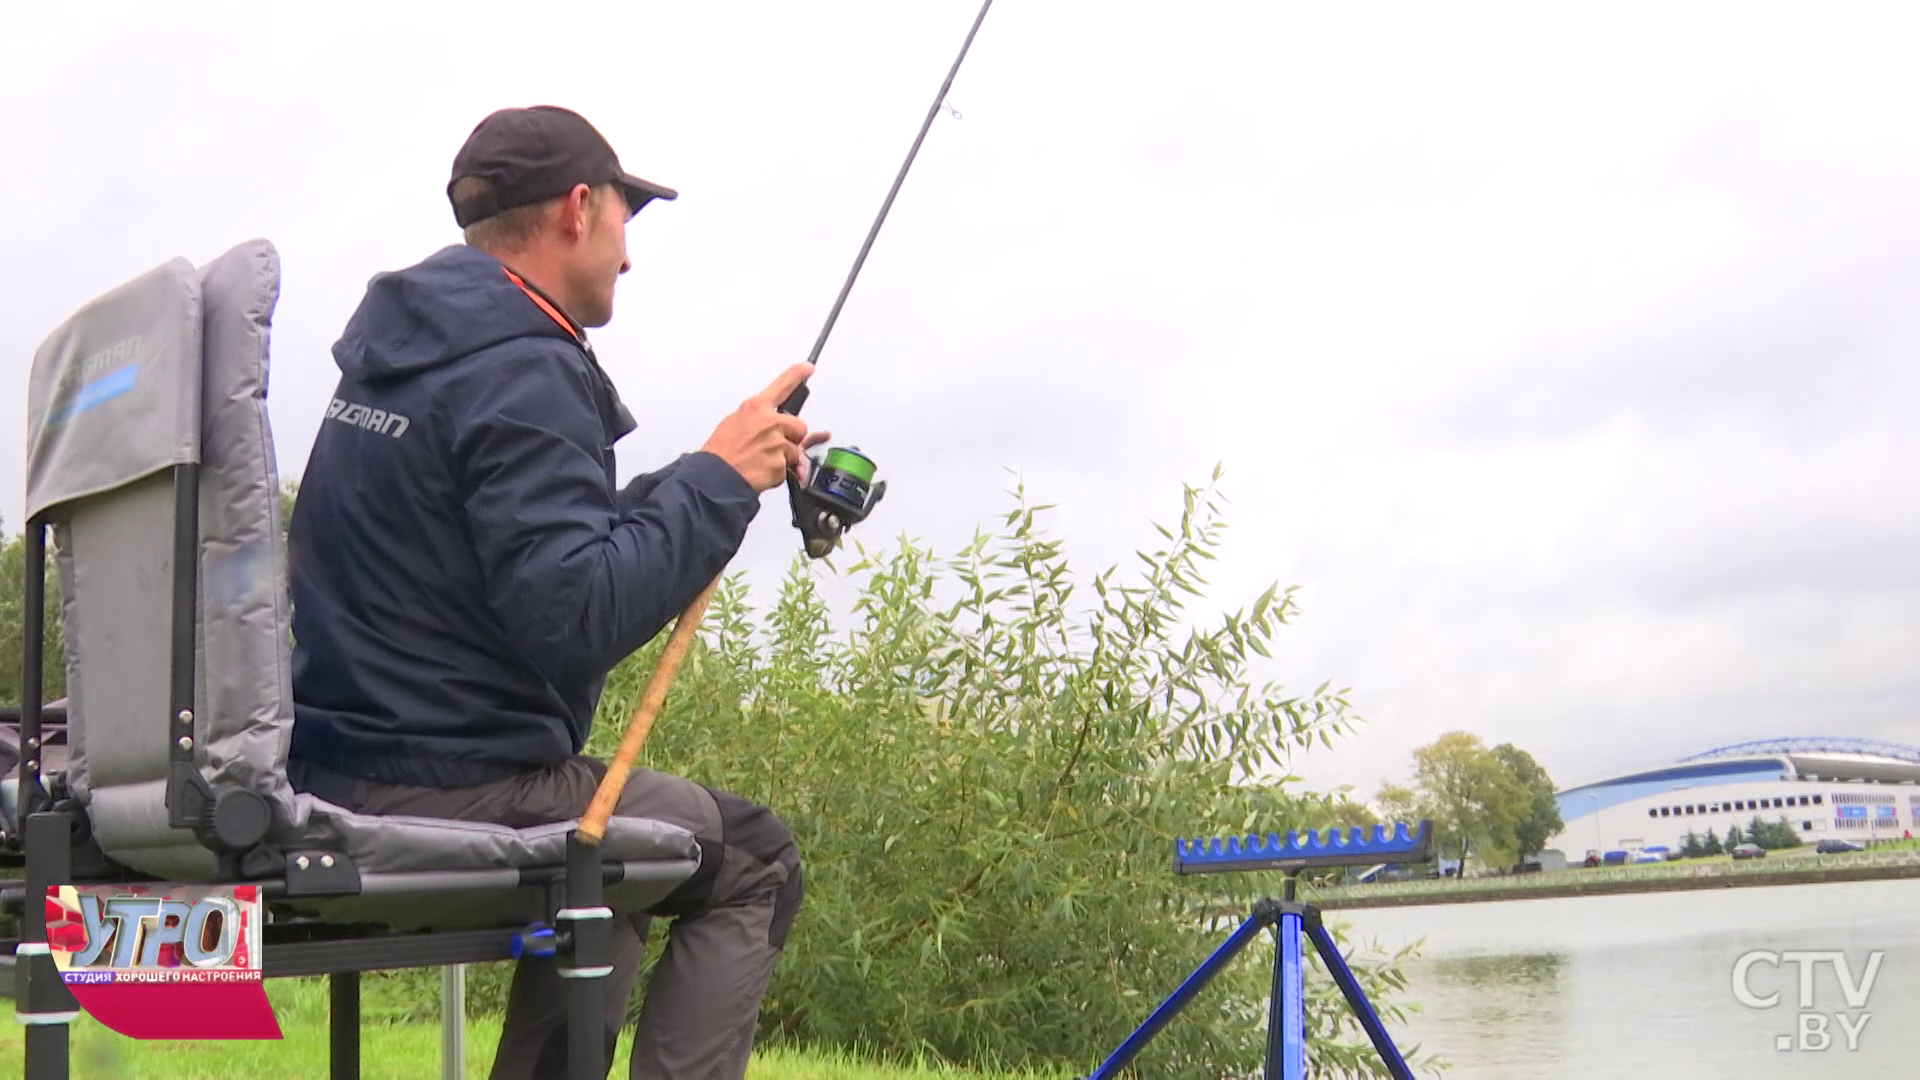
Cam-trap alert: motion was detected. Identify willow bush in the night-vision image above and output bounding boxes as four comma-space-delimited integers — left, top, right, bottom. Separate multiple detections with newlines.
590, 473, 1431, 1079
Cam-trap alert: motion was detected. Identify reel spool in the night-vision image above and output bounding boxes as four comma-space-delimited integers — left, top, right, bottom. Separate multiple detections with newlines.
788, 444, 886, 559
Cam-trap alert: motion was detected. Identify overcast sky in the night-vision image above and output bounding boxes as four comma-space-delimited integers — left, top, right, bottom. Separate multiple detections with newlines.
4, 2, 1917, 808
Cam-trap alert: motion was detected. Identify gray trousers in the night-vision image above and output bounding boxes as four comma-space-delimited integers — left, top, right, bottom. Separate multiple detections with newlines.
289, 755, 803, 1080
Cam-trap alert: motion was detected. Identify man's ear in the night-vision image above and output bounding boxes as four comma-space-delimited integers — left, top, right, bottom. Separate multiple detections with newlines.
561, 183, 595, 241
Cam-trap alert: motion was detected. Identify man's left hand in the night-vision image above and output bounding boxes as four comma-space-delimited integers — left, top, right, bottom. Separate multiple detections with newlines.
795, 430, 832, 484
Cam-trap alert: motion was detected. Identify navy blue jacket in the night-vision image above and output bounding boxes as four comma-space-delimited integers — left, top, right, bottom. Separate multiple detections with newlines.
286, 243, 762, 788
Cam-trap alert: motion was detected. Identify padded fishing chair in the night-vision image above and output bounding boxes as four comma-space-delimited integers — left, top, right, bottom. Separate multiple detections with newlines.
0, 238, 697, 1080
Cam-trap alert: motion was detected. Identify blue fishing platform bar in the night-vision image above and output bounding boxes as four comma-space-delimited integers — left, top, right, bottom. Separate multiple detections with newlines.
1081, 820, 1433, 1080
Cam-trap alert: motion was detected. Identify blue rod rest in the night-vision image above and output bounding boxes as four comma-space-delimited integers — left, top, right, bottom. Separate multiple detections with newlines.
1173, 820, 1434, 875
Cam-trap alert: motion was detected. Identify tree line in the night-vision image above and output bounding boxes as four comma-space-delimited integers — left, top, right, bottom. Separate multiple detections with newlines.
1679, 818, 1804, 857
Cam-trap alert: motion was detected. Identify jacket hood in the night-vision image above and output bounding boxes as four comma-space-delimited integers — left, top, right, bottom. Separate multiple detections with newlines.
332, 244, 581, 382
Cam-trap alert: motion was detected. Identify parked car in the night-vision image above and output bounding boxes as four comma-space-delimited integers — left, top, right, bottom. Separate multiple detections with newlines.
1730, 842, 1766, 860
1815, 839, 1863, 854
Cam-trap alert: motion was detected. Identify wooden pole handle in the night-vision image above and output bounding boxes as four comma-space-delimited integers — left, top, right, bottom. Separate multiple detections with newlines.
577, 576, 721, 845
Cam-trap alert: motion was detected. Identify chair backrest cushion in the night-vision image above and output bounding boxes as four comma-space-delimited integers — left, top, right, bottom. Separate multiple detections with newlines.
25, 239, 299, 879
25, 259, 204, 524
28, 257, 206, 810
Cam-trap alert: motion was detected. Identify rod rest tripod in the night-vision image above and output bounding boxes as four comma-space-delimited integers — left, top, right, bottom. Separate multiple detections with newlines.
1079, 820, 1435, 1080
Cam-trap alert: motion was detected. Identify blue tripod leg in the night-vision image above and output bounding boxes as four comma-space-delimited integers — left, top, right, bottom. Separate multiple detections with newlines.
1267, 904, 1305, 1080
1303, 914, 1415, 1080
1082, 910, 1272, 1080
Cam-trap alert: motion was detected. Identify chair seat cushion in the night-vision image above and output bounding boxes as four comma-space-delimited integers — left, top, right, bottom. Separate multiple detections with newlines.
270, 797, 702, 933
23, 778, 702, 934
290, 793, 700, 874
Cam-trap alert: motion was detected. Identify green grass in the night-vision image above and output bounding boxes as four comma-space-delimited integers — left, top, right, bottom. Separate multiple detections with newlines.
0, 978, 1064, 1080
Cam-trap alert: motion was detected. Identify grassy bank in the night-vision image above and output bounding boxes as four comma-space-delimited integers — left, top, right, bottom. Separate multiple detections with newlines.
0, 977, 1068, 1080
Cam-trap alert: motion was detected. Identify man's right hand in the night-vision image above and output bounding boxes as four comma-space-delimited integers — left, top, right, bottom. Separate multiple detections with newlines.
701, 363, 816, 492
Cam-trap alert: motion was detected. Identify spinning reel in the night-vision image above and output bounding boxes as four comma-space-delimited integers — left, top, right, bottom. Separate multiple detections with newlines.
787, 443, 886, 559
777, 381, 886, 560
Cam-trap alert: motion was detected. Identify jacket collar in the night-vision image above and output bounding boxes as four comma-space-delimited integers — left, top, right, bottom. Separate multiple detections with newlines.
499, 264, 638, 442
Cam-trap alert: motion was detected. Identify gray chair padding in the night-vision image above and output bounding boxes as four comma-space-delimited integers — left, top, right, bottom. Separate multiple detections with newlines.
21, 239, 699, 932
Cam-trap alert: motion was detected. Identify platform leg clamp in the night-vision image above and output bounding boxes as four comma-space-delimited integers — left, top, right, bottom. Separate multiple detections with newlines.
559, 833, 612, 1080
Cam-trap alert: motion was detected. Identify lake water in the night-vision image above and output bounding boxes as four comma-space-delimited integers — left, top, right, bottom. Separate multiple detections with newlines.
1326, 877, 1919, 1079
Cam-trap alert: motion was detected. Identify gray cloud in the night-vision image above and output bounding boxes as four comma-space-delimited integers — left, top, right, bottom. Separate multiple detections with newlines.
1402, 108, 1920, 452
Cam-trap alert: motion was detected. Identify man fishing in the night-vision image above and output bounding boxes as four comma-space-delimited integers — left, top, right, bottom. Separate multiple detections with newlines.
283, 104, 816, 1080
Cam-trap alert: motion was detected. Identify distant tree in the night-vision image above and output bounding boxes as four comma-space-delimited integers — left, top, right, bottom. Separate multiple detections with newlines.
1372, 782, 1428, 829
1491, 742, 1563, 863
1779, 815, 1805, 848
1401, 731, 1531, 876
1703, 828, 1723, 856
279, 480, 300, 602
1751, 815, 1802, 850
1370, 781, 1439, 873
1680, 830, 1704, 859
1321, 793, 1383, 830
0, 518, 68, 710
1725, 823, 1744, 848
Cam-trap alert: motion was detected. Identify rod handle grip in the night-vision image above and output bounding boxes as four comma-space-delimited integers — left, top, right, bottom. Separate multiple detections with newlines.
577, 576, 720, 845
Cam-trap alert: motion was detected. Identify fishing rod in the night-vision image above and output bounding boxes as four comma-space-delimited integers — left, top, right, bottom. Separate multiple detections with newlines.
579, 0, 999, 843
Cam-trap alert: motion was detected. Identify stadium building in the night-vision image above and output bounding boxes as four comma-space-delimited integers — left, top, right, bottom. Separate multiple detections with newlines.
1545, 737, 1920, 862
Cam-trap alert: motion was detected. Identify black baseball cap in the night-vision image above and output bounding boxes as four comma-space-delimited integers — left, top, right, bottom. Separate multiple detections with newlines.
447, 105, 677, 228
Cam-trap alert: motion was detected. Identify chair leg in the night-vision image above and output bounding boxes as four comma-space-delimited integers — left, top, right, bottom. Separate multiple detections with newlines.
20, 811, 79, 1080
331, 972, 360, 1080
21, 1025, 70, 1080
441, 965, 467, 1080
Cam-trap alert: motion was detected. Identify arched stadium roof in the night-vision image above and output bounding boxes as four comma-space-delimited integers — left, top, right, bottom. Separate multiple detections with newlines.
1675, 736, 1920, 768
1552, 735, 1920, 817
